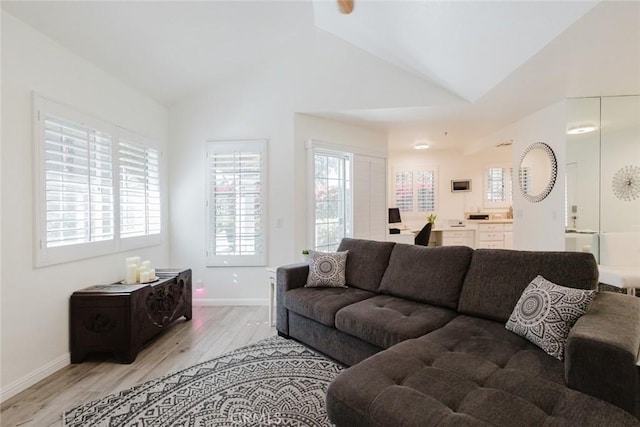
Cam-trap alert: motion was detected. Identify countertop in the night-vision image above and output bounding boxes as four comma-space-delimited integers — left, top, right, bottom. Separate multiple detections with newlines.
403, 219, 513, 233
467, 219, 513, 224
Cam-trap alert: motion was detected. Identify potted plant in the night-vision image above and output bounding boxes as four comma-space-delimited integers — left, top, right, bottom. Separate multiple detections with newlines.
302, 249, 310, 262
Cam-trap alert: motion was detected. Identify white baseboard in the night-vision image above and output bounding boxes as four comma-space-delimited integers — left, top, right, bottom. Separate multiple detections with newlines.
1, 299, 269, 402
192, 298, 268, 306
1, 352, 70, 403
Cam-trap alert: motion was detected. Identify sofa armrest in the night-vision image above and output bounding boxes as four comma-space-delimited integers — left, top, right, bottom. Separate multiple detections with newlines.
565, 291, 640, 417
276, 263, 309, 336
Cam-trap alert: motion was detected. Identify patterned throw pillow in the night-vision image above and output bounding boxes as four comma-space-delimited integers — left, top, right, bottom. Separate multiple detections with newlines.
505, 275, 596, 360
305, 250, 348, 288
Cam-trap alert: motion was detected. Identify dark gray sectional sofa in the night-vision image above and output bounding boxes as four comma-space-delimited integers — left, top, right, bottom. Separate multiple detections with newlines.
276, 238, 640, 426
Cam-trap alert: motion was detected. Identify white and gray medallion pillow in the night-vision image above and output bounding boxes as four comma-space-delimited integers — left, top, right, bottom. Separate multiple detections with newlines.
506, 275, 595, 360
305, 250, 348, 288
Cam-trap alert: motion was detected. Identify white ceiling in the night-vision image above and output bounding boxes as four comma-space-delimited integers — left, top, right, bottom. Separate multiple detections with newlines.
2, 0, 639, 151
1, 1, 314, 104
313, 0, 598, 102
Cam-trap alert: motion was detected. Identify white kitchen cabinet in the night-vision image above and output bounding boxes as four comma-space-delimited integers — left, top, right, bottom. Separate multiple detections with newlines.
437, 229, 475, 248
477, 222, 513, 249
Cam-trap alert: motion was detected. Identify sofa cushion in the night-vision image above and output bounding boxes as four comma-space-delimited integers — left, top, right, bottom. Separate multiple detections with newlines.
378, 245, 474, 309
335, 295, 458, 349
326, 315, 639, 426
458, 249, 598, 323
305, 250, 348, 288
284, 287, 376, 327
506, 275, 596, 360
337, 238, 395, 292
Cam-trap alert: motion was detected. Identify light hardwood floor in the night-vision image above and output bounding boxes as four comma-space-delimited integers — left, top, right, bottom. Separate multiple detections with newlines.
1, 306, 276, 427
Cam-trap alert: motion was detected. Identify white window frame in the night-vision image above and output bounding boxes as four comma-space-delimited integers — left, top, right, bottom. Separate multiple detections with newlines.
483, 163, 513, 208
33, 94, 163, 267
306, 140, 353, 252
205, 139, 268, 267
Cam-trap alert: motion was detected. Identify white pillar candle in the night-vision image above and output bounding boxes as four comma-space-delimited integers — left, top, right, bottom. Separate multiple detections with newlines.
140, 270, 150, 283
149, 268, 156, 280
136, 267, 147, 283
126, 256, 141, 267
125, 264, 137, 284
141, 260, 152, 270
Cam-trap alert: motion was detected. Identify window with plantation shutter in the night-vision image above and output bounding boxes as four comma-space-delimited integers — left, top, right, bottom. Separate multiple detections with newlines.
394, 171, 413, 212
519, 166, 531, 195
206, 140, 267, 266
486, 167, 506, 202
34, 95, 163, 267
119, 137, 161, 239
416, 171, 436, 212
43, 116, 114, 247
393, 169, 437, 215
483, 163, 514, 208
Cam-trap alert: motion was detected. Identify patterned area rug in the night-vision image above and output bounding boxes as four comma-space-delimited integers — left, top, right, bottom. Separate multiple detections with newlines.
63, 336, 344, 426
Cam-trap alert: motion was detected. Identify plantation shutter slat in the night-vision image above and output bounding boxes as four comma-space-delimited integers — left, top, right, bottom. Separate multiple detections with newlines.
43, 116, 114, 248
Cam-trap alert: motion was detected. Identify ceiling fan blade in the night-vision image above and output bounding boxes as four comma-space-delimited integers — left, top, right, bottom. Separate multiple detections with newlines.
337, 0, 354, 14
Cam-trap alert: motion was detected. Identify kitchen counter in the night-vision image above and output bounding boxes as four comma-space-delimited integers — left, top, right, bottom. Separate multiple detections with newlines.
467, 219, 513, 224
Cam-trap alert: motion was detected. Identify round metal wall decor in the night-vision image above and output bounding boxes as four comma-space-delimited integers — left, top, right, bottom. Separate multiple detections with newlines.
612, 165, 640, 201
518, 142, 558, 203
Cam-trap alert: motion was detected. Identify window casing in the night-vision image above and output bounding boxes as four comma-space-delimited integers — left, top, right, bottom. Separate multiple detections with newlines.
205, 140, 267, 266
34, 95, 162, 267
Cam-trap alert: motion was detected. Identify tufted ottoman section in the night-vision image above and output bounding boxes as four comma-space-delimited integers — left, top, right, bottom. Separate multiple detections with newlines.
327, 315, 640, 426
335, 295, 457, 349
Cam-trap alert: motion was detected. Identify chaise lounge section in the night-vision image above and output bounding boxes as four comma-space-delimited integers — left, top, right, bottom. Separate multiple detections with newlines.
276, 238, 640, 425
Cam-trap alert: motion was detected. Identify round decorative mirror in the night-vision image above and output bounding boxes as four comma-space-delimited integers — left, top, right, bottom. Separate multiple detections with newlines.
518, 142, 557, 203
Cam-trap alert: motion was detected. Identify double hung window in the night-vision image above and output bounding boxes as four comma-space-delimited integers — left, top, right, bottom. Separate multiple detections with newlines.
484, 164, 516, 208
394, 171, 413, 212
206, 140, 267, 266
312, 150, 351, 252
486, 167, 507, 202
119, 137, 161, 238
416, 171, 436, 212
393, 168, 437, 214
34, 95, 162, 266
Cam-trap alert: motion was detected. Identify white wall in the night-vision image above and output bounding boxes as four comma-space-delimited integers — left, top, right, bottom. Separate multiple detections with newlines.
167, 29, 434, 306
473, 101, 567, 250
387, 146, 512, 230
1, 13, 169, 400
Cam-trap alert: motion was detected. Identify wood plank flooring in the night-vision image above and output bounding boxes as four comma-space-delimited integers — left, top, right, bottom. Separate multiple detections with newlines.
0, 306, 275, 427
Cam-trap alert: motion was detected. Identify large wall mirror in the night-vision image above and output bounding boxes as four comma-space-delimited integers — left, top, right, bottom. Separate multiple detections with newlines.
518, 142, 557, 203
565, 95, 640, 265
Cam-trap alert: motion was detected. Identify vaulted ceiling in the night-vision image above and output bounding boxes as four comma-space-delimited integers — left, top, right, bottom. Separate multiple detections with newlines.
2, 1, 639, 150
